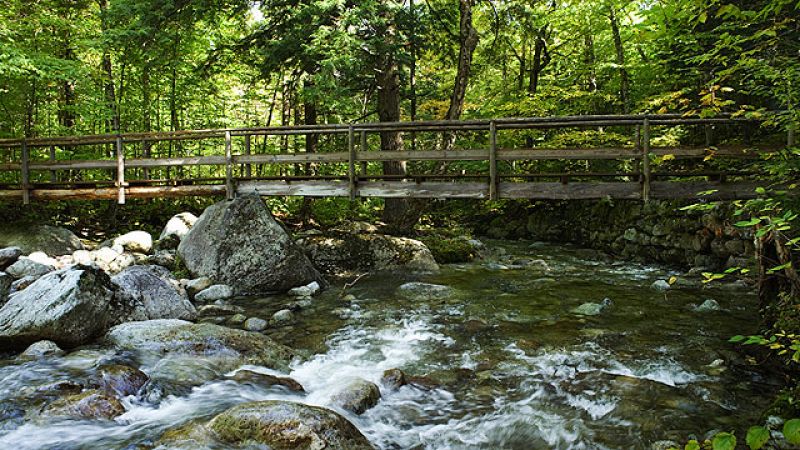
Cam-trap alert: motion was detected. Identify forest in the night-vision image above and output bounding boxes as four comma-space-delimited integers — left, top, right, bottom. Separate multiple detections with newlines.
1, 1, 800, 449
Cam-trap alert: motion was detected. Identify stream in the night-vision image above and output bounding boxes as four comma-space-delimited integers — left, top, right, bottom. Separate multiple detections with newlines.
0, 241, 779, 449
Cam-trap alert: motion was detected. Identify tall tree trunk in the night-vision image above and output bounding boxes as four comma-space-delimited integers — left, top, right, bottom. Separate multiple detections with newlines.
441, 0, 479, 153
299, 80, 318, 224
58, 29, 76, 133
609, 7, 631, 113
98, 0, 118, 133
142, 68, 152, 178
377, 51, 412, 230
583, 33, 598, 92
529, 26, 550, 95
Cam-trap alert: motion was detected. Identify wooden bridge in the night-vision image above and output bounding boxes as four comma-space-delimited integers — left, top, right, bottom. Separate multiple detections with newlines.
0, 114, 791, 204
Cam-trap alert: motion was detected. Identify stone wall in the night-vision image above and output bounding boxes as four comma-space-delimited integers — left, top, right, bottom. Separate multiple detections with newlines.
475, 200, 755, 270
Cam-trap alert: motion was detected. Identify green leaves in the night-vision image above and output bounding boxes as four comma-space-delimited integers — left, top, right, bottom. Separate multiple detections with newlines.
745, 426, 770, 450
711, 432, 736, 450
683, 440, 701, 450
785, 419, 800, 444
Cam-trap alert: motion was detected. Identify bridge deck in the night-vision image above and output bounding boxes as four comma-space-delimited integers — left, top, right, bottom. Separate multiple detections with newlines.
0, 114, 789, 203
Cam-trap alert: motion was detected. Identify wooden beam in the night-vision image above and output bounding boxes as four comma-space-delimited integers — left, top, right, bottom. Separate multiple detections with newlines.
360, 130, 368, 176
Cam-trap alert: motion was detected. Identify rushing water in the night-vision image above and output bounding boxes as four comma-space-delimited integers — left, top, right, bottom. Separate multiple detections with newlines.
0, 241, 780, 449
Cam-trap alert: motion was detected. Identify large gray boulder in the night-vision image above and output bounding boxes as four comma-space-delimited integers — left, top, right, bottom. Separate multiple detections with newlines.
297, 233, 439, 276
5, 258, 53, 280
0, 225, 84, 256
104, 319, 296, 371
177, 195, 325, 295
0, 265, 123, 351
112, 265, 196, 321
208, 401, 374, 449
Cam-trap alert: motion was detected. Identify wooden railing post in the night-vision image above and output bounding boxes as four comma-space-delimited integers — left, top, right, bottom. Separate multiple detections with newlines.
21, 139, 30, 205
244, 134, 252, 178
360, 130, 368, 176
348, 125, 356, 201
705, 124, 714, 147
642, 117, 651, 202
48, 145, 57, 183
225, 131, 234, 200
489, 121, 498, 200
116, 134, 126, 205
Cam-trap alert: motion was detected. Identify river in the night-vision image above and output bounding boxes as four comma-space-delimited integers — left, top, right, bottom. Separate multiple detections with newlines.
0, 241, 778, 449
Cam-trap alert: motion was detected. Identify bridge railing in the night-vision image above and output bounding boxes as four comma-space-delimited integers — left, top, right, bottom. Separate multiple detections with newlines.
0, 114, 786, 204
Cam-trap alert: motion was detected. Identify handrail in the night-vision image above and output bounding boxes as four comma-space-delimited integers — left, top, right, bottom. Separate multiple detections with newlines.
0, 114, 761, 148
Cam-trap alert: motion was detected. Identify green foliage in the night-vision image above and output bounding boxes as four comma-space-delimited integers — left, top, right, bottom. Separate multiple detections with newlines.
711, 432, 736, 450
418, 236, 477, 264
745, 426, 770, 450
785, 418, 800, 444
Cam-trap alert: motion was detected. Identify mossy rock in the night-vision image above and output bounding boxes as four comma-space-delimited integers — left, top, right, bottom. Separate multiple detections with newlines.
105, 320, 297, 372
43, 389, 125, 420
419, 237, 478, 264
208, 400, 374, 449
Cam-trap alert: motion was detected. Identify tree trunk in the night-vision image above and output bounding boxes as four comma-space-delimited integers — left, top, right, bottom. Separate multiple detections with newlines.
583, 33, 598, 92
98, 0, 118, 133
441, 0, 479, 153
377, 51, 413, 230
299, 81, 318, 224
142, 68, 152, 179
757, 232, 800, 329
609, 7, 631, 113
529, 26, 550, 95
58, 29, 76, 133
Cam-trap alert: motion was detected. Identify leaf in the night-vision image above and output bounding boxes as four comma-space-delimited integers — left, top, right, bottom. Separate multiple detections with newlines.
746, 426, 770, 449
729, 335, 747, 343
684, 440, 701, 450
712, 432, 737, 450
662, 154, 676, 161
668, 276, 678, 285
784, 419, 800, 444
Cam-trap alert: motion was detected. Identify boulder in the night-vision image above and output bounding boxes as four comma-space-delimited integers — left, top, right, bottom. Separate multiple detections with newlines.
93, 247, 134, 274
98, 364, 149, 397
43, 390, 124, 420
197, 304, 244, 316
0, 225, 84, 256
5, 258, 53, 280
651, 279, 671, 291
185, 277, 213, 298
229, 370, 304, 392
208, 400, 374, 449
330, 378, 381, 415
112, 265, 196, 321
0, 265, 122, 351
244, 317, 268, 332
9, 275, 38, 293
0, 247, 21, 271
194, 284, 233, 303
0, 272, 11, 306
160, 212, 198, 242
298, 233, 439, 276
288, 281, 321, 297
18, 340, 64, 359
271, 309, 294, 325
104, 320, 296, 372
113, 231, 153, 254
397, 282, 454, 300
381, 369, 407, 390
177, 195, 324, 295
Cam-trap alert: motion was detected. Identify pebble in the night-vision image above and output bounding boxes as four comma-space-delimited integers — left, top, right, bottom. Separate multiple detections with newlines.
244, 317, 268, 332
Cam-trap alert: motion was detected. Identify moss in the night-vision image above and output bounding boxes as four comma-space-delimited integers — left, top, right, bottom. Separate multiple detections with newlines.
419, 237, 477, 264
171, 252, 191, 280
